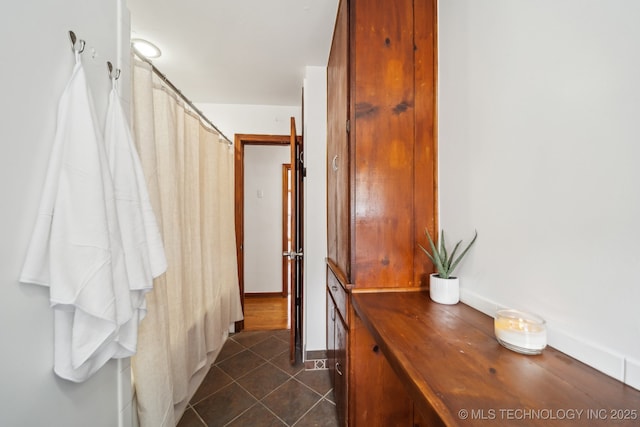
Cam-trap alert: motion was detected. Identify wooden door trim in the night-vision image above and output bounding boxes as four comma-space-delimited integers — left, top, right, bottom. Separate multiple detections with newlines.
234, 134, 292, 332
282, 163, 292, 298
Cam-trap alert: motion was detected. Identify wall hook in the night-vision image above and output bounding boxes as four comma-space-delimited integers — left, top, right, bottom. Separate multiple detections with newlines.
68, 30, 85, 54
107, 61, 121, 80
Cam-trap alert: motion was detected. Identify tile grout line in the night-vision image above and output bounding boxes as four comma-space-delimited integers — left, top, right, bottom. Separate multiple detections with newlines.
221, 360, 298, 426
191, 332, 277, 404
190, 360, 266, 424
187, 330, 334, 427
290, 394, 327, 427
232, 363, 328, 425
218, 344, 299, 426
322, 388, 337, 405
197, 377, 262, 427
291, 372, 329, 399
194, 410, 207, 427
185, 403, 208, 427
253, 376, 326, 427
255, 400, 292, 426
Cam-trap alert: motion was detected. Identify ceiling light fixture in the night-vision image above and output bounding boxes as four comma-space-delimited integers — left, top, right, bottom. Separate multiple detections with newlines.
131, 38, 162, 59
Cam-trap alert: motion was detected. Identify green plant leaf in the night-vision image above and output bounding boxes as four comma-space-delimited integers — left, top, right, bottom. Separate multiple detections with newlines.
448, 230, 478, 275
440, 230, 448, 268
418, 243, 436, 265
423, 228, 446, 277
447, 240, 463, 273
420, 228, 478, 280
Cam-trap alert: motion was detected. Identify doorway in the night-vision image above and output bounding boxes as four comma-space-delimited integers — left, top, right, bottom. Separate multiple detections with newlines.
234, 134, 297, 333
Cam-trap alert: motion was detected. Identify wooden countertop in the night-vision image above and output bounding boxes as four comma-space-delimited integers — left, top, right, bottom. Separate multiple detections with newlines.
352, 291, 640, 426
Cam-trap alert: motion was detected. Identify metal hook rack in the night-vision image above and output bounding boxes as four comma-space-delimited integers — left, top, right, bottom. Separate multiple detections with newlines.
107, 61, 121, 80
68, 30, 85, 54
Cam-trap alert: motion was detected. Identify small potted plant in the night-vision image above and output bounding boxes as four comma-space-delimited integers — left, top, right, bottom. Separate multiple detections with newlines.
419, 228, 478, 304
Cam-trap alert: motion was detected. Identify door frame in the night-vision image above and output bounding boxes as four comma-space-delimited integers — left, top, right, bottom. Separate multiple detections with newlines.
234, 133, 296, 331
282, 163, 292, 298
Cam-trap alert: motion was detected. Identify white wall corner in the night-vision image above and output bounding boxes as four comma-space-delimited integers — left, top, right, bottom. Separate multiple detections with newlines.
459, 288, 500, 318
117, 357, 134, 427
546, 329, 625, 383
624, 358, 640, 391
461, 288, 629, 386
301, 65, 328, 352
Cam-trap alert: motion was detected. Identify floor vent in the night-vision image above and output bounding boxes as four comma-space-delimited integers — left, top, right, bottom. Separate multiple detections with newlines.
305, 358, 328, 371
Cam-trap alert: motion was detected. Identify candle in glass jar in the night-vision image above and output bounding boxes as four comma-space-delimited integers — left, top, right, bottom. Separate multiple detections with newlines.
494, 309, 547, 355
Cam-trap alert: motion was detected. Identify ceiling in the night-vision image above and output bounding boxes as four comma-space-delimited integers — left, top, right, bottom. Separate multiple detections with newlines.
127, 0, 339, 106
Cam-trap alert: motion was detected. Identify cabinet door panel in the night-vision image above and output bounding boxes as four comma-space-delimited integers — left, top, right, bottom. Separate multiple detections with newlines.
327, 0, 350, 278
327, 268, 348, 322
352, 315, 412, 426
335, 314, 348, 426
351, 0, 418, 287
327, 290, 336, 387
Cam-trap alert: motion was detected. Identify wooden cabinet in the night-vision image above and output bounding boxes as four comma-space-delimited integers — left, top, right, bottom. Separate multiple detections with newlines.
326, 0, 350, 278
326, 265, 349, 425
327, 0, 437, 289
334, 312, 348, 423
349, 296, 443, 426
326, 0, 437, 425
326, 290, 336, 391
351, 313, 413, 426
352, 291, 640, 427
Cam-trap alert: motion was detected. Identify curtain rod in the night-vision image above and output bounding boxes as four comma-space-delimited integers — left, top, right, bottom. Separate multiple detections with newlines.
133, 50, 233, 146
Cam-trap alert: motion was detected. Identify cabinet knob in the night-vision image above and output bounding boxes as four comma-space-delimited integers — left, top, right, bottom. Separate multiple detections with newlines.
332, 154, 339, 171
336, 362, 343, 376
331, 285, 338, 292
372, 344, 379, 353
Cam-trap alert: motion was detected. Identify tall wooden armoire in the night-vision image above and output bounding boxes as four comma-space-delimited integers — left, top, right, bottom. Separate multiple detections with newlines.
325, 0, 437, 425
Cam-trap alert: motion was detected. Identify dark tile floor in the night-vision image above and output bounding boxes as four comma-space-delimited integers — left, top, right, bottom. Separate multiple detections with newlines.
178, 329, 339, 427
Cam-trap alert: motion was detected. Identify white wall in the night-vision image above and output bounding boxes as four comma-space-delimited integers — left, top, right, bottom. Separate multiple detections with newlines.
302, 66, 328, 352
0, 1, 132, 426
244, 145, 291, 293
438, 0, 640, 390
196, 103, 300, 140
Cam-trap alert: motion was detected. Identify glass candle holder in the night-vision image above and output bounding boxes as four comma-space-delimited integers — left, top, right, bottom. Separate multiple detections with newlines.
494, 309, 547, 355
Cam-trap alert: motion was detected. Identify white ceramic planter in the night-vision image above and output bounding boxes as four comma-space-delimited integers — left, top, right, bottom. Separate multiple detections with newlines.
429, 273, 460, 305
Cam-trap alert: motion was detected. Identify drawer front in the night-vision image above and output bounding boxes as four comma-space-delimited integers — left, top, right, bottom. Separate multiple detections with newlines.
327, 267, 348, 326
334, 313, 348, 426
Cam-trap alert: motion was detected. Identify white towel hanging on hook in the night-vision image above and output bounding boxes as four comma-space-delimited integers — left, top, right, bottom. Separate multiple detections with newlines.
19, 42, 143, 382
104, 67, 167, 357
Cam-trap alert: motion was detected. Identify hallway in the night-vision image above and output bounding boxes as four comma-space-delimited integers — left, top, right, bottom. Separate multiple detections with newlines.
243, 296, 289, 331
177, 329, 338, 426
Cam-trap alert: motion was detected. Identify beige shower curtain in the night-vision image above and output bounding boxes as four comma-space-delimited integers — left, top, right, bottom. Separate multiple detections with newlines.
130, 59, 243, 427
